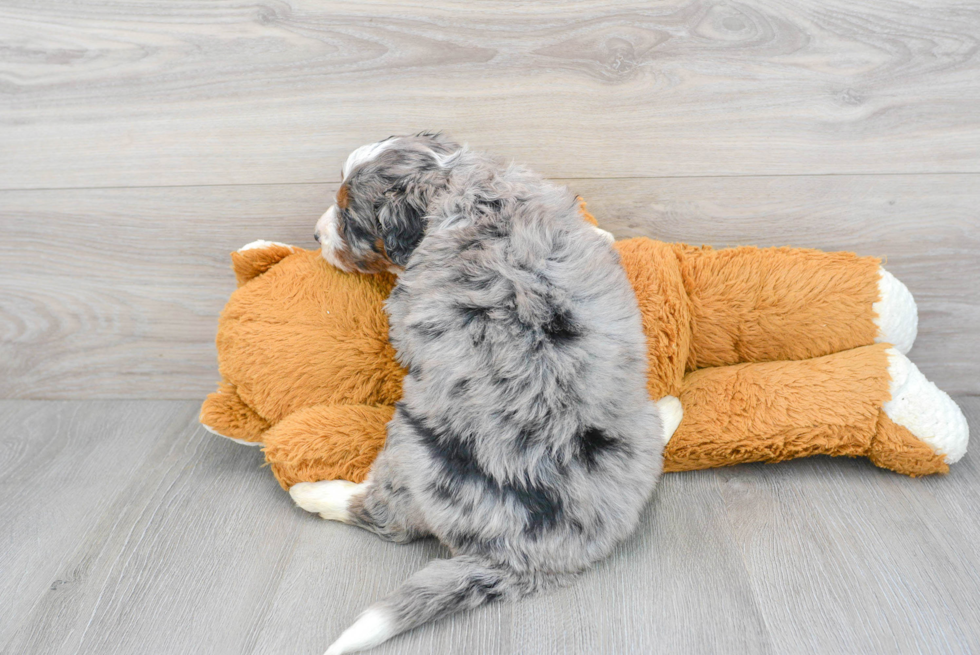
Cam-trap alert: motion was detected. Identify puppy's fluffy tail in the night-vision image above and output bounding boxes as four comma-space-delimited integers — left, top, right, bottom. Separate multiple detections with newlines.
325, 555, 539, 654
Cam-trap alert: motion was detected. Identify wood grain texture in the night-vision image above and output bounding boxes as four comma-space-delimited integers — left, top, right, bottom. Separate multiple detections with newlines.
2, 175, 977, 399
2, 0, 980, 189
0, 401, 296, 655
718, 422, 980, 653
2, 399, 978, 654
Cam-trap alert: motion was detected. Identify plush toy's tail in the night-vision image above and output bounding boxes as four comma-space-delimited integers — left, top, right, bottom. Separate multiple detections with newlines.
325, 556, 544, 654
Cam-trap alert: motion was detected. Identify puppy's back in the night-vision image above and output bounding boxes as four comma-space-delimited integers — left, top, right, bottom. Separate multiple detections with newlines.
387, 162, 662, 568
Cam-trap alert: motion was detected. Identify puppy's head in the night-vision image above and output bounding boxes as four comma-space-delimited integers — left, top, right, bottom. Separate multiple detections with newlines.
315, 132, 460, 273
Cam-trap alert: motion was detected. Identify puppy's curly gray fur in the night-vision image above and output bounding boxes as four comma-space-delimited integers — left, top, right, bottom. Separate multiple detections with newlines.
315, 133, 662, 652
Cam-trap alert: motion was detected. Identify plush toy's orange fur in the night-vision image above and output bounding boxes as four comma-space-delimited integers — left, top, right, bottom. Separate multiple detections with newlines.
201, 208, 950, 489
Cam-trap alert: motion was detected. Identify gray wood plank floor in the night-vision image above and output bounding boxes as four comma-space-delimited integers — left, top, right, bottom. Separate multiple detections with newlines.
2, 398, 978, 655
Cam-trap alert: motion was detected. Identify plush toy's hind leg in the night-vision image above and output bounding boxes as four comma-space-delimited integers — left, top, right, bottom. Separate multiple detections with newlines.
871, 348, 969, 473
664, 344, 967, 476
262, 403, 394, 489
669, 244, 917, 366
200, 382, 270, 445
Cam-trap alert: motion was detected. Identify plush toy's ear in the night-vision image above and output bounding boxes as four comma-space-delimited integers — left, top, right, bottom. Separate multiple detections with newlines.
577, 197, 599, 226
576, 197, 615, 243
230, 241, 298, 286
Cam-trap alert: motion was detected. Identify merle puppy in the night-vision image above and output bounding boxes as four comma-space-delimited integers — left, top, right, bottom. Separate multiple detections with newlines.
291, 133, 666, 654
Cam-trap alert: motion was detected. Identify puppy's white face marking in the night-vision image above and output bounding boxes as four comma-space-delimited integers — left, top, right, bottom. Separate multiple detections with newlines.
316, 205, 352, 272
289, 479, 366, 522
342, 138, 398, 179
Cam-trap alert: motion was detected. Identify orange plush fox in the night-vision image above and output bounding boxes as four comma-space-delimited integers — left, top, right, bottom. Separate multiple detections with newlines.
201, 205, 968, 490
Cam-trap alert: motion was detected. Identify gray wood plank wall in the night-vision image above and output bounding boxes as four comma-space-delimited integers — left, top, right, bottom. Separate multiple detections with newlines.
3, 0, 980, 188
2, 176, 977, 398
2, 1, 978, 400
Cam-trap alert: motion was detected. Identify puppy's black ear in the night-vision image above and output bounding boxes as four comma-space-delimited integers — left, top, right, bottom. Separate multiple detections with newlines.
373, 145, 454, 267
377, 188, 426, 267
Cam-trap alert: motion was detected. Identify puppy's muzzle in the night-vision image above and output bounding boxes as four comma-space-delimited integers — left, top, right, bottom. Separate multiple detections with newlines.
316, 205, 352, 272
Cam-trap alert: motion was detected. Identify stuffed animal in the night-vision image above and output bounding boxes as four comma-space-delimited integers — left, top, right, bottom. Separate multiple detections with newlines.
201, 208, 969, 490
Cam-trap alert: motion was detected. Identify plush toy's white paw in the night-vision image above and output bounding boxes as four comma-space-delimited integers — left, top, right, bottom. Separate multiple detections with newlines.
289, 480, 365, 522
324, 608, 397, 655
227, 436, 263, 447
237, 239, 296, 253
201, 424, 263, 447
884, 348, 969, 464
592, 226, 616, 243
874, 267, 917, 355
656, 395, 684, 444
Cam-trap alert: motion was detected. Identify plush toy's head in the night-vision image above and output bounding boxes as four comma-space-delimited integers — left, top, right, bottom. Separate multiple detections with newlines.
200, 243, 404, 443
201, 201, 603, 445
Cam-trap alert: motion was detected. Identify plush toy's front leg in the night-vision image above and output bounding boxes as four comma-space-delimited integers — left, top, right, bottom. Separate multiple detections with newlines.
261, 403, 394, 489
670, 243, 917, 367
200, 381, 271, 445
664, 344, 968, 476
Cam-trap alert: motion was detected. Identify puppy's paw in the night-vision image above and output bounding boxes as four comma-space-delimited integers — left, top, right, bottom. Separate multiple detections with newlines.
289, 480, 365, 522
655, 395, 683, 444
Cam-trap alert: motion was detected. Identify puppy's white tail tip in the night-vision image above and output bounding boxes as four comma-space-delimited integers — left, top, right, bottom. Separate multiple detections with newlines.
325, 608, 397, 655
